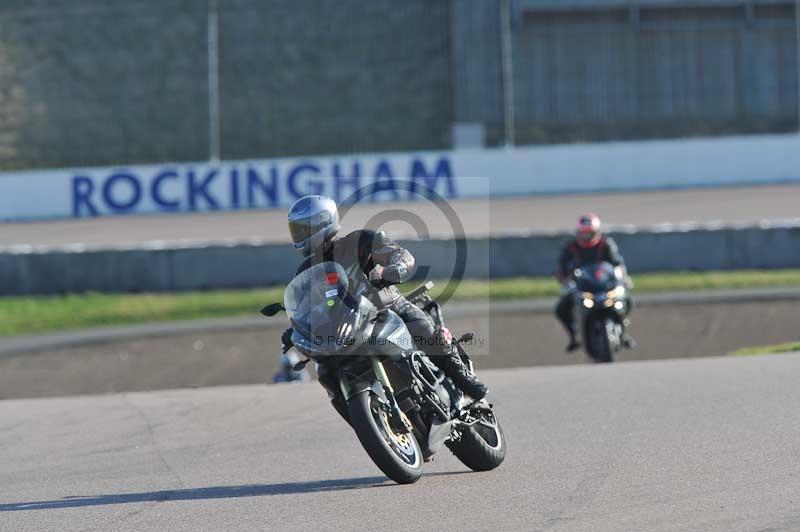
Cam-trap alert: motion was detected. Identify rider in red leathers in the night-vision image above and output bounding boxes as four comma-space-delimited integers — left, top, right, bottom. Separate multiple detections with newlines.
555, 214, 634, 352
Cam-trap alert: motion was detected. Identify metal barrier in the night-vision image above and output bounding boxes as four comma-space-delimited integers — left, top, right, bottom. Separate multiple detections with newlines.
1, 224, 798, 295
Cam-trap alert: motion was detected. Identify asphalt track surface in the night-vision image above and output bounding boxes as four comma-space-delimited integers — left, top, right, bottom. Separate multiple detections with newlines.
3, 183, 800, 249
2, 355, 799, 532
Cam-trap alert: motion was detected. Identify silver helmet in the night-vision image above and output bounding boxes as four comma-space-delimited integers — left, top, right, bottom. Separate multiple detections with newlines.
288, 195, 340, 256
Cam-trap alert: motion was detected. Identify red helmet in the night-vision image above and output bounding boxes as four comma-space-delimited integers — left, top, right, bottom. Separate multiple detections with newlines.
576, 213, 602, 248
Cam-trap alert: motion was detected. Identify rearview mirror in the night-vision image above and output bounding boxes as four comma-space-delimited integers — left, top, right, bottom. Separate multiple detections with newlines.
260, 303, 286, 317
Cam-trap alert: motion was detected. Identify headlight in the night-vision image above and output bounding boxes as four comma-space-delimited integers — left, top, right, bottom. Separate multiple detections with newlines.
606, 286, 625, 299
581, 292, 594, 300
583, 299, 594, 309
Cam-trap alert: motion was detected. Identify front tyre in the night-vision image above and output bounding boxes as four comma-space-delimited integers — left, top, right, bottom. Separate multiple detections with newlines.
447, 408, 506, 472
586, 317, 614, 363
348, 391, 423, 484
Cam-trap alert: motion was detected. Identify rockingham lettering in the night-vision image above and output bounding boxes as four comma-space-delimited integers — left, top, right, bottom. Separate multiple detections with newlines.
69, 156, 457, 217
151, 170, 180, 211
102, 173, 141, 214
246, 167, 279, 208
72, 176, 98, 217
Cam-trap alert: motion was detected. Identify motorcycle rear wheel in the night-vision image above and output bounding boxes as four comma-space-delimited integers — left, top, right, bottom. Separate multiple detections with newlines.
348, 391, 423, 484
447, 408, 506, 472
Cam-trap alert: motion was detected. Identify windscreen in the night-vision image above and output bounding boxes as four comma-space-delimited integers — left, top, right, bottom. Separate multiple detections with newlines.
284, 262, 364, 353
575, 261, 617, 293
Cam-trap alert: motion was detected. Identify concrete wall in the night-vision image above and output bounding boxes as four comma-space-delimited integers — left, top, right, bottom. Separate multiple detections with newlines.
2, 0, 798, 170
0, 0, 451, 170
218, 0, 453, 160
0, 0, 209, 170
2, 224, 799, 295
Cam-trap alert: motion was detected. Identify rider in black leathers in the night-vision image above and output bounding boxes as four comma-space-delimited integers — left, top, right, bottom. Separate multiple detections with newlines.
281, 196, 487, 418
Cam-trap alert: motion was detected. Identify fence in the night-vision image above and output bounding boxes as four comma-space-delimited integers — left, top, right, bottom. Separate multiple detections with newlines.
0, 0, 799, 170
457, 0, 800, 145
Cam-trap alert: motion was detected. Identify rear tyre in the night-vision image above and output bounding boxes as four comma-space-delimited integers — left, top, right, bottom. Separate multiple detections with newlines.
348, 391, 423, 484
447, 409, 506, 472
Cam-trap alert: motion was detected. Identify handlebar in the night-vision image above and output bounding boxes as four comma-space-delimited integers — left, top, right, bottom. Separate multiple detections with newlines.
406, 281, 435, 303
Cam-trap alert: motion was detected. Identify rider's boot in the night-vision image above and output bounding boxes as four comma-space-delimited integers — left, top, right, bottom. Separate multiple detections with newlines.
566, 340, 581, 352
560, 316, 581, 353
565, 329, 582, 353
622, 319, 636, 349
622, 334, 636, 349
436, 348, 487, 401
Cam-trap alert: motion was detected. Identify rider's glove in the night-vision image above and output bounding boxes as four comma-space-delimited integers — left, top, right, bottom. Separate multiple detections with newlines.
281, 327, 294, 353
369, 265, 387, 287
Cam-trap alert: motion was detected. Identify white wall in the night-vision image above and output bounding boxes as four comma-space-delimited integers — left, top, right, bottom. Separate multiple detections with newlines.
1, 133, 799, 221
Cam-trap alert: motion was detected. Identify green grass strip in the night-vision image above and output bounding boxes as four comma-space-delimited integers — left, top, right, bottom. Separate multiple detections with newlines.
730, 342, 800, 357
2, 269, 800, 338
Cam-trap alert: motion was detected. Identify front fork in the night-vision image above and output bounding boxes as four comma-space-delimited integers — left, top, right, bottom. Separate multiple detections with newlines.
339, 356, 410, 434
370, 356, 411, 434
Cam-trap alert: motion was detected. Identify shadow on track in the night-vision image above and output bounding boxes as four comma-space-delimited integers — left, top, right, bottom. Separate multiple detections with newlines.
0, 471, 470, 512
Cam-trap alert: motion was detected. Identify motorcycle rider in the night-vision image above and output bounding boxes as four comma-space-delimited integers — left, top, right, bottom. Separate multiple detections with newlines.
281, 195, 488, 415
555, 214, 634, 352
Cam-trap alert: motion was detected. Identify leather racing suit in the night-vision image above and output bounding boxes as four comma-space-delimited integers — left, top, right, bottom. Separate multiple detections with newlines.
555, 236, 632, 345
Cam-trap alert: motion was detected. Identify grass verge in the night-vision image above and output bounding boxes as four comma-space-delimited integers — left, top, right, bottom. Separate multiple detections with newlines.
730, 342, 800, 357
2, 269, 800, 338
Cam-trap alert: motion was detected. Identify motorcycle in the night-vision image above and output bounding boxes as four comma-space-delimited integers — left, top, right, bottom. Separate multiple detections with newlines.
261, 261, 506, 484
569, 261, 631, 363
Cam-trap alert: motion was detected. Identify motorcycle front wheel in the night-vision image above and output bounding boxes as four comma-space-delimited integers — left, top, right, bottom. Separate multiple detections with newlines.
348, 391, 423, 484
586, 317, 614, 363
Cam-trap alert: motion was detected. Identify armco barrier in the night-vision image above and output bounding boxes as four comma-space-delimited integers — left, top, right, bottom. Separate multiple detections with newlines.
1, 224, 799, 295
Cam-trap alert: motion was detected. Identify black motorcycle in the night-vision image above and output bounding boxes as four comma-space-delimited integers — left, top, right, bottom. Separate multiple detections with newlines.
262, 261, 506, 484
569, 261, 631, 363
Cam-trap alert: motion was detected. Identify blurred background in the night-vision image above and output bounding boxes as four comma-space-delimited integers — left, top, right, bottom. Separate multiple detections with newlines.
1, 0, 800, 398
2, 0, 800, 166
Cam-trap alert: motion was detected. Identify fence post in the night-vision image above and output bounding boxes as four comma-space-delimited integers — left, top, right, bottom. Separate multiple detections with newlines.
796, 0, 800, 133
207, 0, 221, 161
500, 0, 516, 147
